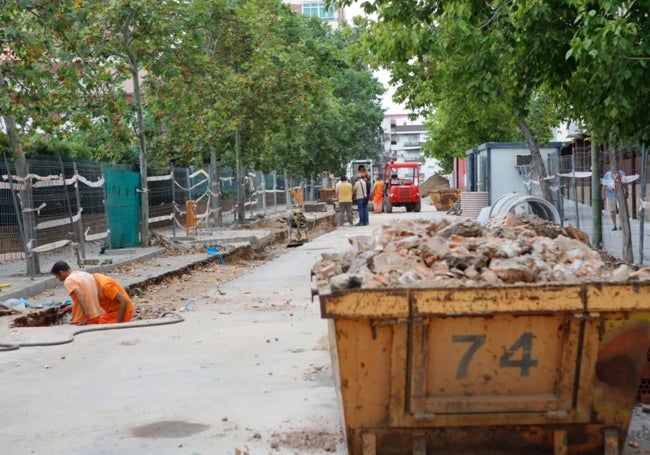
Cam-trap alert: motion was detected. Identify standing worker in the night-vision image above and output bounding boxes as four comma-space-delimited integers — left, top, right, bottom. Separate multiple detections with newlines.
51, 261, 103, 325
362, 175, 371, 222
93, 273, 135, 323
353, 176, 369, 226
372, 176, 385, 213
336, 176, 354, 226
356, 165, 369, 180
602, 169, 627, 231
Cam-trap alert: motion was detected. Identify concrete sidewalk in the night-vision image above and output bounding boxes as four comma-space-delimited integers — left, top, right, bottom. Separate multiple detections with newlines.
0, 226, 283, 306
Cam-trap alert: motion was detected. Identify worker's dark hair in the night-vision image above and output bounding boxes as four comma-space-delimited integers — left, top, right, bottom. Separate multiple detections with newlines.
341, 176, 347, 181
358, 165, 365, 170
51, 261, 71, 274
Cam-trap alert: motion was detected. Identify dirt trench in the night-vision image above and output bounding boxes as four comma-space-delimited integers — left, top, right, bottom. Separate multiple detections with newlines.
12, 212, 338, 327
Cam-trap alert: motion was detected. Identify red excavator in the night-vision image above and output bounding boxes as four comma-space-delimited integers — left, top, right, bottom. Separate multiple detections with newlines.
383, 161, 421, 213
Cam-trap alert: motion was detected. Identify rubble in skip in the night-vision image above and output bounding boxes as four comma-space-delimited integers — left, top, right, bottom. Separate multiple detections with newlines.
313, 213, 650, 290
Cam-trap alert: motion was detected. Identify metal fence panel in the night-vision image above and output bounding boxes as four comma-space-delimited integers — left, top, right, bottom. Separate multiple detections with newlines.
1, 155, 325, 273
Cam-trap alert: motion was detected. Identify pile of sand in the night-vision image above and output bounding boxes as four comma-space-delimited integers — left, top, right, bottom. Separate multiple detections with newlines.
419, 174, 450, 196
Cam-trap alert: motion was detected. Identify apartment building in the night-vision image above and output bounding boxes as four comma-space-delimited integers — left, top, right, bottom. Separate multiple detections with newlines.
286, 1, 346, 27
381, 114, 426, 162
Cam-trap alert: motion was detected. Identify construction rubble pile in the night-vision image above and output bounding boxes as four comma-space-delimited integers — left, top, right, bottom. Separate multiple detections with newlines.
313, 213, 650, 290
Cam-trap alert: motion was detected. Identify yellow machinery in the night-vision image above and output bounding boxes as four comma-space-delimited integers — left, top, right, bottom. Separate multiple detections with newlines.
287, 207, 308, 247
311, 281, 650, 455
291, 187, 304, 206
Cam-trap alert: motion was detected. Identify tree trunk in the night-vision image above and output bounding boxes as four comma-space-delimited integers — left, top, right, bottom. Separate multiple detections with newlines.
209, 145, 222, 226
591, 141, 603, 248
3, 114, 40, 275
130, 60, 149, 247
236, 129, 246, 222
517, 119, 554, 204
608, 146, 633, 262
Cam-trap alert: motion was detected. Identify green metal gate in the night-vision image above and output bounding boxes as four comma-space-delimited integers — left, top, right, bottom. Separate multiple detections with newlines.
105, 169, 140, 248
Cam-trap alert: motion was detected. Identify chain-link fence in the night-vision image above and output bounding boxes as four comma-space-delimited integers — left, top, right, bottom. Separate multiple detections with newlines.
1, 154, 332, 275
557, 147, 649, 266
0, 156, 22, 262
1, 155, 109, 273
514, 146, 649, 266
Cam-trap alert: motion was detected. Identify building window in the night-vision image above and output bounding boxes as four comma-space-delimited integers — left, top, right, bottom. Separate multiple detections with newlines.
302, 2, 336, 20
403, 134, 421, 147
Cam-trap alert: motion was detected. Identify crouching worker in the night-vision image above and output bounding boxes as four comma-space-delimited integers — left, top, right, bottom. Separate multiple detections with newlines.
93, 273, 134, 323
51, 261, 102, 325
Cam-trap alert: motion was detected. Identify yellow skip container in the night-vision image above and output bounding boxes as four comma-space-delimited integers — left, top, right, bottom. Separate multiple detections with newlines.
313, 282, 650, 455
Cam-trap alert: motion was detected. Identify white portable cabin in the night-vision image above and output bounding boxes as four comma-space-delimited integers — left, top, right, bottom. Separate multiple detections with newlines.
465, 142, 563, 205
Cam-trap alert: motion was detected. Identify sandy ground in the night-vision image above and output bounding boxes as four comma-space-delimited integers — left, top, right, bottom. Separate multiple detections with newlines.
1, 200, 649, 454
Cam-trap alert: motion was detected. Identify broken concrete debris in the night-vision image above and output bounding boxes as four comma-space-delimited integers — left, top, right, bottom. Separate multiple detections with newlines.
313, 213, 649, 290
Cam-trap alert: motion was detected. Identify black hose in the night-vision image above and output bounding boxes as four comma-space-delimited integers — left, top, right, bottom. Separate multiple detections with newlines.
0, 311, 185, 352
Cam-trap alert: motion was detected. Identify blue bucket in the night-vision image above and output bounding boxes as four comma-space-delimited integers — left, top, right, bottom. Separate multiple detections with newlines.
206, 246, 225, 265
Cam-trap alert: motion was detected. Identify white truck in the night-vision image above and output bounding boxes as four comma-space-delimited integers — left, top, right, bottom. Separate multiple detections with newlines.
346, 159, 374, 186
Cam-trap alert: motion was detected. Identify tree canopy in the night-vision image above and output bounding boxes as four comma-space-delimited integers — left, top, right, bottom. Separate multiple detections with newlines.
566, 1, 650, 144
1, 0, 385, 180
341, 0, 579, 200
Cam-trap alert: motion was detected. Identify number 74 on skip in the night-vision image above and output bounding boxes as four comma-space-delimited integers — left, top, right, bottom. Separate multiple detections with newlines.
452, 332, 539, 379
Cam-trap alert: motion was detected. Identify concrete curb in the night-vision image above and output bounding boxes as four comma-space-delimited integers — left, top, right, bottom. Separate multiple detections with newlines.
0, 247, 167, 302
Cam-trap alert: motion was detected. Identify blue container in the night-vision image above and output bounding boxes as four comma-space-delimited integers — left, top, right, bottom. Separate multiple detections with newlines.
206, 246, 225, 265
